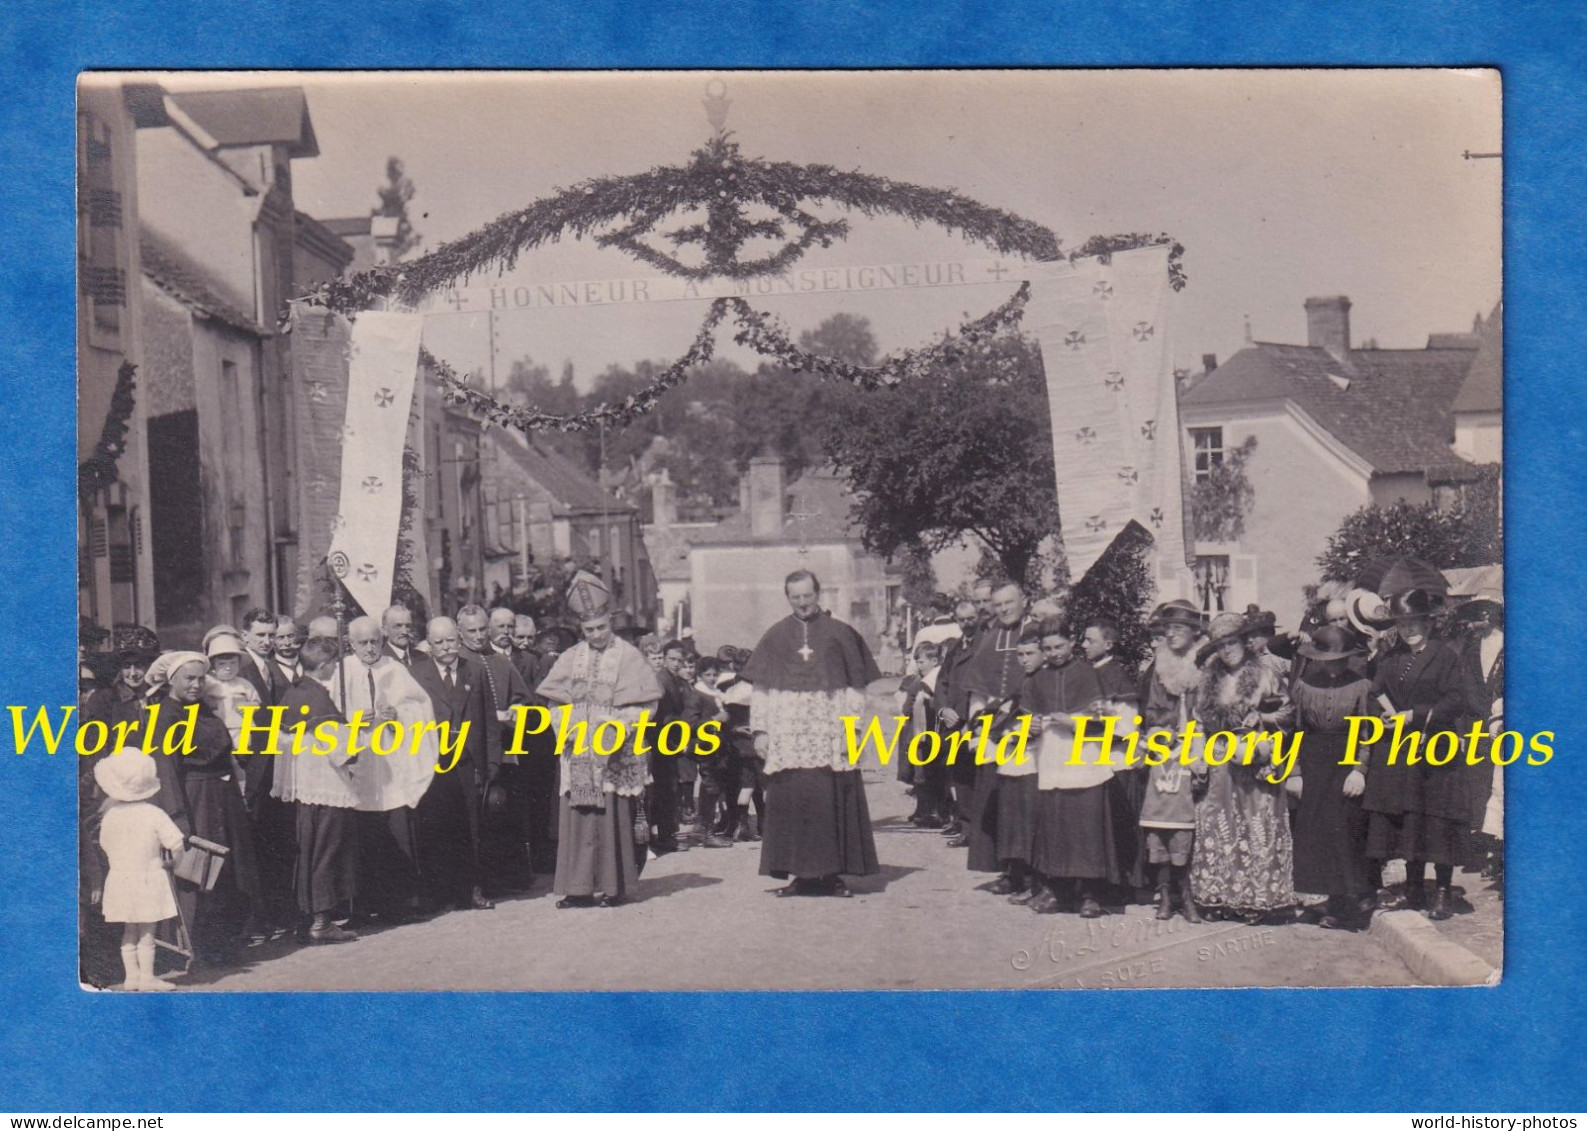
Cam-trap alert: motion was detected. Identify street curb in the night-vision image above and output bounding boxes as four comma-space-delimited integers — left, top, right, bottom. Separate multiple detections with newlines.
1368, 909, 1499, 986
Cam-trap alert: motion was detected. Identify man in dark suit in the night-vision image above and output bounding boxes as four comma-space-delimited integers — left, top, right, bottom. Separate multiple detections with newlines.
381, 603, 422, 667
237, 606, 294, 936
648, 640, 695, 855
238, 607, 283, 707
409, 616, 500, 911
460, 605, 536, 891
932, 599, 985, 844
506, 613, 561, 873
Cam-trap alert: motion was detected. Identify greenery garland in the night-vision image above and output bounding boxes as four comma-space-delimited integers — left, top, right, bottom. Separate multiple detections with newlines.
79, 360, 137, 502
304, 135, 1076, 313
301, 132, 1187, 433
430, 300, 730, 433
430, 287, 1032, 431
727, 285, 1030, 390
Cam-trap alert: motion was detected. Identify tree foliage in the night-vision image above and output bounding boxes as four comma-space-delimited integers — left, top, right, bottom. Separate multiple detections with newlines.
1065, 521, 1156, 665
819, 330, 1060, 587
1190, 434, 1258, 543
1316, 497, 1502, 584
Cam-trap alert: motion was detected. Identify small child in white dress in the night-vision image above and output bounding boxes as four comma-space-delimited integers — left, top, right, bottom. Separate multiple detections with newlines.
94, 750, 186, 990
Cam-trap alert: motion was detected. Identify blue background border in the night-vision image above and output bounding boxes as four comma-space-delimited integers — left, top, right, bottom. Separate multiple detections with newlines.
3, 1, 1583, 1113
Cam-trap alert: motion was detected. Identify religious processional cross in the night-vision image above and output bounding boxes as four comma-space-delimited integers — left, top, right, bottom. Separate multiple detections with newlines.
787, 504, 822, 559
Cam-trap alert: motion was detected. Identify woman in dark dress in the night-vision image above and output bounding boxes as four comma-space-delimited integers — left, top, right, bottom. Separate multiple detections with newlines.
1362, 588, 1486, 920
1290, 626, 1374, 929
144, 651, 260, 963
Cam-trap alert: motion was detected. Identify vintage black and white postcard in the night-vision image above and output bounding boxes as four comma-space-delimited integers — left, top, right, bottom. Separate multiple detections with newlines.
75, 68, 1503, 993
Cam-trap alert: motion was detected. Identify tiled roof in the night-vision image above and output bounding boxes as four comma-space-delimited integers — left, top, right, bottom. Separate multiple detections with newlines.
491, 430, 634, 517
169, 88, 319, 158
140, 226, 267, 335
641, 522, 714, 583
686, 467, 861, 545
1452, 305, 1502, 415
1181, 341, 1480, 475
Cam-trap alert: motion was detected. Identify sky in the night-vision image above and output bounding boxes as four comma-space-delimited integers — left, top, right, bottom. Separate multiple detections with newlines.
154, 69, 1502, 390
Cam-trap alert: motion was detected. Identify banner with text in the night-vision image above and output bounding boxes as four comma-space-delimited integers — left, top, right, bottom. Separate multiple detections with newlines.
419, 258, 1030, 315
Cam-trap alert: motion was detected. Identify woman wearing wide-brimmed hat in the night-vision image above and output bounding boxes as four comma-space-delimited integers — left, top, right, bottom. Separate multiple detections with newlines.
1189, 611, 1296, 923
1361, 587, 1486, 920
1290, 626, 1376, 929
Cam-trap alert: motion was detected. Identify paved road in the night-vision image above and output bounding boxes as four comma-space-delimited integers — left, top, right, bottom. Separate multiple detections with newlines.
194, 766, 1416, 992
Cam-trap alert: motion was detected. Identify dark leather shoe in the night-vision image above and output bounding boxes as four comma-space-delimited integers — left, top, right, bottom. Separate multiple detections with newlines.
598, 894, 625, 908
1079, 896, 1103, 919
469, 887, 495, 910
700, 833, 735, 848
1318, 915, 1361, 932
988, 875, 1021, 896
308, 925, 357, 944
556, 895, 595, 909
946, 834, 970, 848
1007, 886, 1039, 906
1029, 887, 1062, 914
1427, 886, 1453, 921
1155, 886, 1174, 921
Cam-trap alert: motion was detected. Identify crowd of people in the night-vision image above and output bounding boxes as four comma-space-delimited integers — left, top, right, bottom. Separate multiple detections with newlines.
76, 572, 800, 989
77, 562, 1505, 990
898, 576, 1505, 931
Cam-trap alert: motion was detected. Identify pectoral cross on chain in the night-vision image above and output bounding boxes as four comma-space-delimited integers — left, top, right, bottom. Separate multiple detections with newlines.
797, 621, 814, 662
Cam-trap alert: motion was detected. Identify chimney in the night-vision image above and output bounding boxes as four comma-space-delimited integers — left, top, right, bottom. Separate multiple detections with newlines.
1201, 353, 1218, 373
747, 455, 786, 538
1304, 295, 1352, 357
651, 469, 676, 528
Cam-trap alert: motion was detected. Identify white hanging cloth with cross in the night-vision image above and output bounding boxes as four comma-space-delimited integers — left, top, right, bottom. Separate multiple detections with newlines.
1024, 245, 1192, 582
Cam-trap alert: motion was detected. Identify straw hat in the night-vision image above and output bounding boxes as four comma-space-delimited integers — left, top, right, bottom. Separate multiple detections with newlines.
1196, 611, 1252, 664
1345, 588, 1392, 636
93, 749, 161, 803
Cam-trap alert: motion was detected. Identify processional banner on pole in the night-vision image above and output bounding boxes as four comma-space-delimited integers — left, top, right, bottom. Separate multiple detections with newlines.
324, 311, 424, 618
1026, 244, 1193, 582
290, 304, 353, 620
